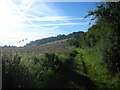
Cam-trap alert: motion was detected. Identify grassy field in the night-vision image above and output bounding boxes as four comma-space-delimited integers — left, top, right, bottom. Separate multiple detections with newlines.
0, 39, 70, 55
44, 38, 72, 45
2, 44, 120, 88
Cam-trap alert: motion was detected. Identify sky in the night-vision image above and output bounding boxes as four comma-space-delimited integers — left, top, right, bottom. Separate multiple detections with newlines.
0, 0, 100, 47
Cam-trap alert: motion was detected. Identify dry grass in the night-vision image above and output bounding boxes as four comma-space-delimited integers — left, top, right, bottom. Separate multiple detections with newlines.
0, 41, 70, 55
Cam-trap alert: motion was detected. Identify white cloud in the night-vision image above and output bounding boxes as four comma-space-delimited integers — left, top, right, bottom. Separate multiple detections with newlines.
45, 26, 59, 30
19, 22, 88, 27
22, 15, 84, 22
19, 0, 36, 13
36, 22, 88, 26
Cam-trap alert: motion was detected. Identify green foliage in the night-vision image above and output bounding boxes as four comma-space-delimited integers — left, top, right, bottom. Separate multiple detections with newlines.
2, 53, 35, 88
2, 51, 98, 88
67, 2, 120, 88
67, 31, 85, 48
68, 2, 120, 74
86, 2, 120, 74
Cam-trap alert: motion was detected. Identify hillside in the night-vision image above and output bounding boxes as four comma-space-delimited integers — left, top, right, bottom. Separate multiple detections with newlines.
26, 31, 84, 46
1, 31, 84, 55
3, 39, 70, 55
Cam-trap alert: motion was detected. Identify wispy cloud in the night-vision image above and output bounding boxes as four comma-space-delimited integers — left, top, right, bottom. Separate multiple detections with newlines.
45, 26, 59, 30
22, 15, 84, 22
37, 23, 88, 26
19, 22, 88, 27
19, 0, 36, 13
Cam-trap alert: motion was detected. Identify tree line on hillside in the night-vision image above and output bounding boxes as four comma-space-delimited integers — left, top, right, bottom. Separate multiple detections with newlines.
26, 31, 84, 46
0, 45, 16, 48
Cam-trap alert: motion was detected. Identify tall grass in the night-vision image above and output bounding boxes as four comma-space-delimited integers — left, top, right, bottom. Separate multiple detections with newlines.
67, 46, 120, 88
2, 50, 98, 88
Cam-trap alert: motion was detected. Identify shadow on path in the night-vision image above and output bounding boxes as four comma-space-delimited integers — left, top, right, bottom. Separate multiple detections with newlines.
67, 71, 98, 89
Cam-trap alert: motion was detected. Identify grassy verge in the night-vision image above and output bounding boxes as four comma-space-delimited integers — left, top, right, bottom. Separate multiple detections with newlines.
67, 46, 120, 88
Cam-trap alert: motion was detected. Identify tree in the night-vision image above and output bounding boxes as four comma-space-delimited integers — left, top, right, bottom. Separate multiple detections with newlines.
85, 2, 120, 74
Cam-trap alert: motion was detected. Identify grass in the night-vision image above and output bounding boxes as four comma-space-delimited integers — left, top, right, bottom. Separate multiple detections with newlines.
2, 50, 97, 88
1, 40, 70, 55
67, 46, 120, 88
44, 38, 72, 45
2, 43, 120, 88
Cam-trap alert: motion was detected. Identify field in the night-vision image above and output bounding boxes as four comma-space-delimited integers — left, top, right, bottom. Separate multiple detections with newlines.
2, 40, 120, 88
1, 40, 70, 55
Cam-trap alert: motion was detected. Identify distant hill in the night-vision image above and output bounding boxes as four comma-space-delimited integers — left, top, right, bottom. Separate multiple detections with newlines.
26, 31, 84, 46
2, 31, 84, 55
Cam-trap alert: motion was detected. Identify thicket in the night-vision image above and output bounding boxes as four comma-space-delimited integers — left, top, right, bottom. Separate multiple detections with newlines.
68, 2, 120, 74
67, 2, 120, 88
2, 51, 98, 88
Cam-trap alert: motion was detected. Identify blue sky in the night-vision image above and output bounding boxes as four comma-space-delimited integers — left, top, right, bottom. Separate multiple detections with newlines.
0, 0, 99, 46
